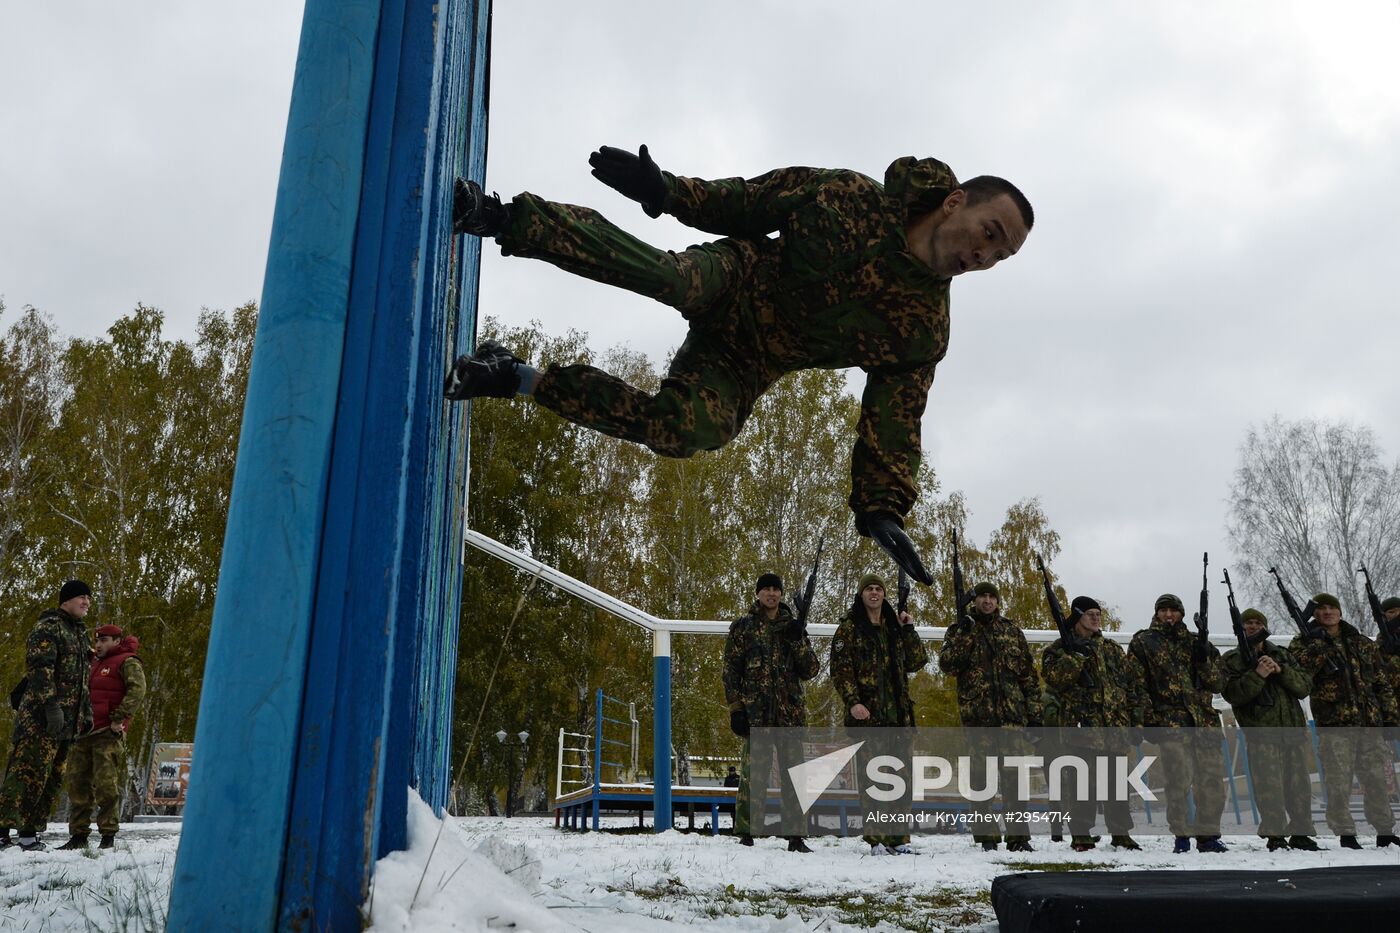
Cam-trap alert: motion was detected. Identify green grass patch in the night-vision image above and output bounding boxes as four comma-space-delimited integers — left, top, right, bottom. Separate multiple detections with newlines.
613, 878, 994, 931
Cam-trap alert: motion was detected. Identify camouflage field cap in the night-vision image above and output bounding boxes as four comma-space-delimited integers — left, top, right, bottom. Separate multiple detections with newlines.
1154, 593, 1186, 613
1312, 593, 1341, 610
858, 573, 887, 593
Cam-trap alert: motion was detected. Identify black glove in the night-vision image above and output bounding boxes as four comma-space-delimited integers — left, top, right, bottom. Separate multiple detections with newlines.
42, 702, 64, 737
857, 511, 933, 586
1191, 637, 1216, 663
1069, 636, 1094, 657
730, 709, 750, 738
588, 144, 667, 218
785, 616, 808, 640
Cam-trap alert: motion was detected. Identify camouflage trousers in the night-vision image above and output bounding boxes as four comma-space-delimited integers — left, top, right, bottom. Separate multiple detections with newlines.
856, 731, 912, 847
1243, 733, 1316, 837
501, 192, 779, 457
735, 732, 804, 838
1157, 728, 1226, 837
67, 731, 128, 836
0, 720, 71, 832
1318, 731, 1395, 835
968, 732, 1032, 844
1059, 743, 1134, 838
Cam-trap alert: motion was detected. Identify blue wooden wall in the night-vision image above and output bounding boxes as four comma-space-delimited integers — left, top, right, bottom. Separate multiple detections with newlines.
166, 0, 488, 929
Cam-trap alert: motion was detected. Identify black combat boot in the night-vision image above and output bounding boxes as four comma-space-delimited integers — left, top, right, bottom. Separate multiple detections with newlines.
1288, 835, 1322, 851
787, 837, 812, 853
99, 834, 116, 849
444, 341, 525, 400
1070, 836, 1096, 852
0, 830, 10, 849
980, 840, 999, 851
57, 835, 89, 851
1266, 837, 1289, 851
1376, 834, 1399, 848
738, 833, 754, 846
451, 179, 511, 237
1172, 836, 1191, 853
1110, 835, 1141, 851
1006, 838, 1034, 853
1196, 836, 1228, 853
1340, 835, 1362, 850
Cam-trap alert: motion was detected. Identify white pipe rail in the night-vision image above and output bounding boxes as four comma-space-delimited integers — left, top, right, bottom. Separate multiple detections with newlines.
465, 529, 1240, 647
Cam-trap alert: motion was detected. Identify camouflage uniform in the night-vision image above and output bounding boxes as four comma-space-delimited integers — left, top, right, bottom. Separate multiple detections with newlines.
505, 157, 957, 525
1288, 622, 1398, 835
1042, 634, 1145, 839
723, 601, 819, 837
831, 596, 929, 846
68, 654, 146, 838
0, 609, 93, 833
1128, 619, 1227, 838
938, 610, 1044, 842
1221, 639, 1315, 838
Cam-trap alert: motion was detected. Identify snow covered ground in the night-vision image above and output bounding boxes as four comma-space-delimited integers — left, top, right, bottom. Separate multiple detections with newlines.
3, 804, 1398, 932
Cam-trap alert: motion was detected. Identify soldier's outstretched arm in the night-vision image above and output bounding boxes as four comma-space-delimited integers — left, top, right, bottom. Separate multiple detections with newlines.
849, 364, 938, 585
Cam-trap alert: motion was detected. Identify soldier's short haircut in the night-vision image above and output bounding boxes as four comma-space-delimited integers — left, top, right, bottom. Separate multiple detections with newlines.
958, 176, 1034, 231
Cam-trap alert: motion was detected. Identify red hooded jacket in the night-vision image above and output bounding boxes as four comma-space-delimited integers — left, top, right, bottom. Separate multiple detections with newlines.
89, 635, 140, 732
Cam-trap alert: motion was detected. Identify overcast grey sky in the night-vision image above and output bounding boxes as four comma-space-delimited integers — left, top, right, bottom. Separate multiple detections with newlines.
2, 1, 1397, 628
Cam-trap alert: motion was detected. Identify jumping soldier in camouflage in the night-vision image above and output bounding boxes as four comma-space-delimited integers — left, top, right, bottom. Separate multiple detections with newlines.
831, 573, 929, 854
1041, 596, 1145, 852
0, 581, 96, 852
59, 624, 147, 852
938, 582, 1043, 851
1220, 608, 1320, 851
1128, 593, 1228, 853
1287, 593, 1400, 849
723, 573, 819, 852
445, 147, 1033, 586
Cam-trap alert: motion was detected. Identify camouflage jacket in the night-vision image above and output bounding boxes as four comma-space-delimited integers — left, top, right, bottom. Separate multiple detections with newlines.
937, 610, 1043, 727
1220, 639, 1310, 729
661, 157, 956, 522
1041, 634, 1144, 734
722, 601, 819, 727
830, 599, 929, 727
18, 608, 93, 740
1288, 621, 1399, 727
1381, 640, 1400, 710
1127, 620, 1225, 728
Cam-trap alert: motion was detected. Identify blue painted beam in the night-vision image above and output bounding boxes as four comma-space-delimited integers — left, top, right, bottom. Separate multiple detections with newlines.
166, 2, 382, 928
653, 632, 672, 831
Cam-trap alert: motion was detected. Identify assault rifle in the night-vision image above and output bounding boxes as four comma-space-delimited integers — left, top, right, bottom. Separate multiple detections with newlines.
1037, 554, 1093, 686
1192, 552, 1210, 688
897, 567, 911, 617
950, 530, 972, 624
791, 534, 825, 632
1269, 566, 1338, 673
1359, 565, 1399, 654
1224, 568, 1272, 708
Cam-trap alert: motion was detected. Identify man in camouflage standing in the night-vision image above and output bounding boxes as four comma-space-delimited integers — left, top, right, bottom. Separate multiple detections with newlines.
1220, 608, 1320, 851
445, 147, 1034, 584
1128, 593, 1228, 853
1288, 593, 1400, 849
723, 572, 819, 851
831, 573, 929, 854
59, 623, 147, 851
0, 581, 95, 852
938, 582, 1043, 851
1378, 596, 1400, 714
1041, 596, 1145, 852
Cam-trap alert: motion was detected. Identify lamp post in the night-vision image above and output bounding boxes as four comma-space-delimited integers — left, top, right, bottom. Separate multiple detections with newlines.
495, 730, 529, 817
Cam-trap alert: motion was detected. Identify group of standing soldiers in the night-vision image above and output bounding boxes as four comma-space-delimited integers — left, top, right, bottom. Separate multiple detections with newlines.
722, 572, 1400, 855
0, 580, 147, 852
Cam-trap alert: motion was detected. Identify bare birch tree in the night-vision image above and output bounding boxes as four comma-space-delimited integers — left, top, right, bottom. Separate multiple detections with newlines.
1227, 416, 1400, 634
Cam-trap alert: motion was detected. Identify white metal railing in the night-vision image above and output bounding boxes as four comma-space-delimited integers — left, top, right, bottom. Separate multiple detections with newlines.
465, 529, 1240, 647
555, 727, 593, 800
